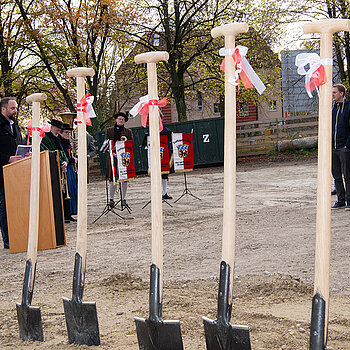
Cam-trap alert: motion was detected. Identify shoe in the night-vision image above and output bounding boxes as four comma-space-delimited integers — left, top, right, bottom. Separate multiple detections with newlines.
331, 201, 345, 209
4, 243, 9, 249
162, 193, 173, 200
346, 204, 350, 211
68, 216, 77, 222
109, 199, 115, 208
121, 199, 128, 207
331, 189, 337, 195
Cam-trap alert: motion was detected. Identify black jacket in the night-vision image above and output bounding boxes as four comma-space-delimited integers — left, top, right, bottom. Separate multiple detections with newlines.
0, 113, 23, 189
332, 99, 350, 149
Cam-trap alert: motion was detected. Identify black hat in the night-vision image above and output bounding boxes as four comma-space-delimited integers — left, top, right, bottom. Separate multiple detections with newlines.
62, 123, 73, 131
113, 112, 128, 122
49, 119, 63, 129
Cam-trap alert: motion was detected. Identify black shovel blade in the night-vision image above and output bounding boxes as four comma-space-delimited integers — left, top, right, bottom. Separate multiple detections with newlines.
16, 303, 43, 341
62, 297, 100, 346
135, 317, 183, 350
203, 317, 251, 350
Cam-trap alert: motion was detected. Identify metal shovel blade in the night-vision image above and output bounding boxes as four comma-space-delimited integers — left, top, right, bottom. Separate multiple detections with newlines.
16, 303, 43, 341
203, 317, 251, 350
135, 317, 183, 350
16, 260, 43, 341
63, 297, 100, 346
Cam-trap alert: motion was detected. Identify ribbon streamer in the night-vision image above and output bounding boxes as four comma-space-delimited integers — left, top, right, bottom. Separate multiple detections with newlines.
109, 140, 116, 185
295, 53, 327, 98
129, 95, 167, 131
220, 46, 266, 95
27, 121, 50, 145
77, 93, 97, 125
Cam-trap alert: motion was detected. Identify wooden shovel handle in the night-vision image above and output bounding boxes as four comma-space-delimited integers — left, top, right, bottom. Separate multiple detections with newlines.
303, 19, 350, 343
26, 93, 47, 288
134, 52, 168, 293
211, 23, 248, 38
303, 19, 350, 35
134, 51, 169, 64
211, 23, 248, 302
67, 68, 95, 275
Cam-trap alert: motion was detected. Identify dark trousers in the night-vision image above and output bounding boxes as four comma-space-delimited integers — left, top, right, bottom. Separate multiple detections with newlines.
0, 188, 9, 246
332, 148, 350, 203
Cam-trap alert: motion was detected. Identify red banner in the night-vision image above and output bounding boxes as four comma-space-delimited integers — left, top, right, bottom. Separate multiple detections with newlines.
147, 134, 170, 175
172, 133, 193, 172
116, 140, 135, 181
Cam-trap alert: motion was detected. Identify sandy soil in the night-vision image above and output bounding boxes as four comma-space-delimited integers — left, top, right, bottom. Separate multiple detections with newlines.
1, 159, 350, 349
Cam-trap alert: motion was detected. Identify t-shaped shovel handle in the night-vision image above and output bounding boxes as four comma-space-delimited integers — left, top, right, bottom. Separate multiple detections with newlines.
211, 23, 248, 302
66, 67, 95, 276
26, 93, 47, 289
303, 19, 350, 348
134, 51, 169, 295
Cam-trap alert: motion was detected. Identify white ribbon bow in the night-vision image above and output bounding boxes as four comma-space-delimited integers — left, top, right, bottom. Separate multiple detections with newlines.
85, 95, 96, 119
220, 46, 266, 95
295, 53, 331, 98
129, 95, 149, 117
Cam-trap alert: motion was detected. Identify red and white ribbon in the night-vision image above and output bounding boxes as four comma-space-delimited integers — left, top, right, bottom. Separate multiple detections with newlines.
109, 140, 116, 184
27, 120, 50, 145
220, 46, 266, 95
295, 53, 329, 98
129, 95, 167, 131
76, 93, 97, 125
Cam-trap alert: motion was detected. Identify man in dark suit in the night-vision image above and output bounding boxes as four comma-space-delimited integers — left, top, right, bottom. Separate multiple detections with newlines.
0, 97, 23, 249
105, 112, 133, 207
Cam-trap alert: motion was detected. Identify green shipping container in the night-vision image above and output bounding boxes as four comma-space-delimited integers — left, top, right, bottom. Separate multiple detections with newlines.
96, 116, 225, 174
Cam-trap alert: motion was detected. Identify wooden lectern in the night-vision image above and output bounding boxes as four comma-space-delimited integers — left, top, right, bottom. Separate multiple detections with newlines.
3, 150, 66, 253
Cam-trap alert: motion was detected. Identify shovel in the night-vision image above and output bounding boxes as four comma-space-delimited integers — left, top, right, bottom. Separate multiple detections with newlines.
203, 23, 251, 350
133, 51, 184, 350
302, 20, 350, 349
16, 93, 47, 341
62, 67, 100, 346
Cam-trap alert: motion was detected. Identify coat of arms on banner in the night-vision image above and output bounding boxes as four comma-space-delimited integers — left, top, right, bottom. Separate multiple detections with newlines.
177, 144, 189, 158
121, 152, 130, 167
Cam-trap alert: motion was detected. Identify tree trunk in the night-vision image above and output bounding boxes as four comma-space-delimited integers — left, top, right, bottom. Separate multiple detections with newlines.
0, 26, 13, 96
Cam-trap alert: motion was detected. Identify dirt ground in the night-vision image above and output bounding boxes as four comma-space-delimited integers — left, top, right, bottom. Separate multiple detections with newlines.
1, 158, 350, 349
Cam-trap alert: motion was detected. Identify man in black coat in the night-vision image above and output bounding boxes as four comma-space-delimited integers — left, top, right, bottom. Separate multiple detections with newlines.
331, 84, 350, 210
0, 97, 23, 248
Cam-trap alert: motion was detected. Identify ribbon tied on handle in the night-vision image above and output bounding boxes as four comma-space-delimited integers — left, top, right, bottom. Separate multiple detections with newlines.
27, 120, 50, 145
129, 95, 167, 131
76, 93, 97, 125
219, 46, 266, 95
295, 53, 329, 98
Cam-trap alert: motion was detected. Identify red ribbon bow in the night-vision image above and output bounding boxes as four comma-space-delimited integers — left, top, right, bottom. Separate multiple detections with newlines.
27, 121, 49, 145
138, 97, 167, 132
77, 93, 92, 126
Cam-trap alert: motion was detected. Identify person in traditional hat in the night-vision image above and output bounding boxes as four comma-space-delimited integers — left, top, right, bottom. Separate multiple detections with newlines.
40, 119, 68, 167
59, 123, 78, 223
105, 112, 133, 207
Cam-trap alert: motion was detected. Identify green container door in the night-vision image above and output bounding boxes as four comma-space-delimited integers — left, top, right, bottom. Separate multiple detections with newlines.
192, 118, 223, 165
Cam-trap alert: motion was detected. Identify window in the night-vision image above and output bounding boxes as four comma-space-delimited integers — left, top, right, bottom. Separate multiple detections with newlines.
239, 102, 249, 116
197, 91, 203, 112
153, 34, 160, 47
269, 100, 277, 111
213, 103, 220, 113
